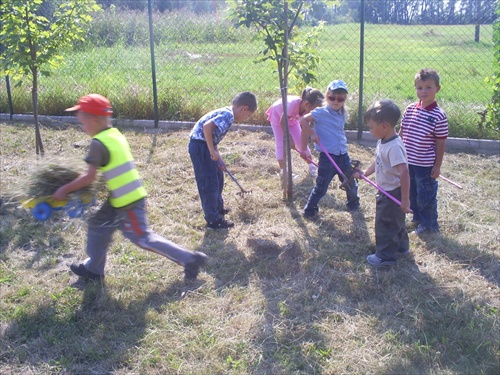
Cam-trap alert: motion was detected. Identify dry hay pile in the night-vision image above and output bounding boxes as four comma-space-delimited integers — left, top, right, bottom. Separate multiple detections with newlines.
24, 157, 104, 198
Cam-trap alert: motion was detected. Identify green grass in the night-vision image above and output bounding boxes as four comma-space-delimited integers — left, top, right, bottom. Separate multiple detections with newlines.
0, 9, 496, 139
0, 123, 498, 374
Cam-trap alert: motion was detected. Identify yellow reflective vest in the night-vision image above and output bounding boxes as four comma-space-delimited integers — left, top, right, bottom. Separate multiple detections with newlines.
94, 128, 147, 208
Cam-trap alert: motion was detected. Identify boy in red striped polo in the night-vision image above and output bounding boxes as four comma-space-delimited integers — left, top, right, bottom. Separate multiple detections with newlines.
399, 69, 448, 234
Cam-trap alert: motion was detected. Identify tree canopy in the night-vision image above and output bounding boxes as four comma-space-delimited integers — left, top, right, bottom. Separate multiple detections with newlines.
0, 0, 101, 155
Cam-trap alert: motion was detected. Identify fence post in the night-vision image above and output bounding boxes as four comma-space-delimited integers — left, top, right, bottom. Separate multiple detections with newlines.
357, 0, 365, 140
474, 0, 481, 43
5, 76, 13, 119
148, 0, 159, 127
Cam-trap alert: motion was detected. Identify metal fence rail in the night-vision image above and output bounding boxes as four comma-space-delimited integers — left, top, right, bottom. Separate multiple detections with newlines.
0, 0, 496, 139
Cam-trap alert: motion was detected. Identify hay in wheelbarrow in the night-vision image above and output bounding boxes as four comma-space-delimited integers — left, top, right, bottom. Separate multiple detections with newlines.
25, 157, 104, 198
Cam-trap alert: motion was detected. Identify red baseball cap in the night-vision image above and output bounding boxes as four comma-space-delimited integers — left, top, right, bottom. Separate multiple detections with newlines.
65, 94, 113, 116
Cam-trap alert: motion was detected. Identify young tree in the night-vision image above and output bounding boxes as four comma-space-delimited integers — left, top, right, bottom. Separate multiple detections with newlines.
230, 0, 332, 199
484, 2, 499, 131
0, 0, 101, 155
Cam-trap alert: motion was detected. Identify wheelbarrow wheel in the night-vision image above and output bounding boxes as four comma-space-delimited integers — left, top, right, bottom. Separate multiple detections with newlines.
65, 199, 85, 218
32, 202, 52, 221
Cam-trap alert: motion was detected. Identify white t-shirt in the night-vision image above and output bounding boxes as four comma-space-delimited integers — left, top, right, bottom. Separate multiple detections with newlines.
375, 135, 408, 191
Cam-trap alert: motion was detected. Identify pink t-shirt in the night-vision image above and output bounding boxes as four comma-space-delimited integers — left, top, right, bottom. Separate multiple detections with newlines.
266, 96, 302, 128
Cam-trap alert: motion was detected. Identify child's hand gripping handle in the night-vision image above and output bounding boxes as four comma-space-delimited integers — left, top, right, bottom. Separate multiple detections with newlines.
292, 147, 318, 167
355, 171, 413, 214
217, 159, 227, 172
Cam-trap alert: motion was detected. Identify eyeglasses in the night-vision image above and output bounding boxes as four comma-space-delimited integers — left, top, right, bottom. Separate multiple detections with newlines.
327, 96, 346, 102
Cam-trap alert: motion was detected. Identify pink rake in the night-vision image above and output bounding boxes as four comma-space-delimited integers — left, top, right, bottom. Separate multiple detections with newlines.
358, 173, 412, 213
350, 159, 412, 213
317, 142, 352, 190
293, 147, 318, 167
440, 175, 463, 189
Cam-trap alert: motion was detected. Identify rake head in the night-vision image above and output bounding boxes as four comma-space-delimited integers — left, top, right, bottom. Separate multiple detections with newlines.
224, 167, 252, 197
236, 189, 252, 197
339, 160, 362, 191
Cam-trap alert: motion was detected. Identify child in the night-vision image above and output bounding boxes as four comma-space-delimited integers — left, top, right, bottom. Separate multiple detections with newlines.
266, 87, 324, 178
300, 80, 360, 218
354, 99, 411, 267
188, 92, 257, 230
399, 68, 448, 234
53, 94, 207, 282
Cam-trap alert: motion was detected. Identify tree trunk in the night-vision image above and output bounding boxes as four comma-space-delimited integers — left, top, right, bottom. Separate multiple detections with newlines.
281, 1, 292, 201
26, 5, 44, 156
32, 66, 44, 156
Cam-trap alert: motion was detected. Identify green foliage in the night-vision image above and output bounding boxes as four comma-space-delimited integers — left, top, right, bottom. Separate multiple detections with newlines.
229, 0, 336, 87
484, 3, 499, 131
0, 0, 102, 80
82, 9, 246, 47
0, 0, 102, 155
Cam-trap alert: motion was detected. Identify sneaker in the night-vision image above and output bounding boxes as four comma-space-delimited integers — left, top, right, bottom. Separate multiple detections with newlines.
303, 210, 318, 220
347, 204, 360, 212
308, 163, 318, 177
207, 219, 234, 230
411, 224, 438, 235
219, 208, 231, 215
184, 251, 208, 280
366, 254, 396, 267
70, 263, 103, 281
397, 248, 410, 257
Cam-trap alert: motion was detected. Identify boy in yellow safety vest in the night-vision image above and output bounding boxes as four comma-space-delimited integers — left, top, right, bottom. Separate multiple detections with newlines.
53, 94, 207, 282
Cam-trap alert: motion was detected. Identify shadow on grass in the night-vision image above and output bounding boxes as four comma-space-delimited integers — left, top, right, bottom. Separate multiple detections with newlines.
419, 233, 500, 287
0, 275, 200, 373
196, 214, 335, 373
364, 257, 498, 374
246, 236, 332, 373
0, 201, 71, 267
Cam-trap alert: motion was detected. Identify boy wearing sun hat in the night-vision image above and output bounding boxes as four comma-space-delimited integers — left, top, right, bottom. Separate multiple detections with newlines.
53, 94, 207, 282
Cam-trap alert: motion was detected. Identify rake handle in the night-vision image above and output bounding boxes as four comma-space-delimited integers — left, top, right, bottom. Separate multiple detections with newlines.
440, 175, 463, 189
218, 159, 248, 193
359, 174, 413, 214
317, 142, 350, 184
225, 169, 246, 192
292, 147, 318, 167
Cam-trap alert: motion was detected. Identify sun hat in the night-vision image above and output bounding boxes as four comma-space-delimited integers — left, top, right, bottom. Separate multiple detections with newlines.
65, 94, 113, 116
327, 80, 348, 93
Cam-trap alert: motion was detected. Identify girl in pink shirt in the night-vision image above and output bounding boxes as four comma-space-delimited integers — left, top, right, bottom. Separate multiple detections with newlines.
266, 87, 324, 178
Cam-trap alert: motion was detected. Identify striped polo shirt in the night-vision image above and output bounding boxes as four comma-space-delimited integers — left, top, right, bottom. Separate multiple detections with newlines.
400, 101, 448, 167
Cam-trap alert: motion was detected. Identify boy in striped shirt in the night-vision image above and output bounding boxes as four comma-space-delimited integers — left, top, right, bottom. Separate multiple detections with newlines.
399, 69, 448, 234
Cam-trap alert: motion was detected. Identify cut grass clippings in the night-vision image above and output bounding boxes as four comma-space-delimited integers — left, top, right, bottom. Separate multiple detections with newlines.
0, 122, 499, 374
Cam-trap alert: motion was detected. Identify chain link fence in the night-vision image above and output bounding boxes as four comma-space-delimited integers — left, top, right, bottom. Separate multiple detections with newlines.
1, 0, 497, 139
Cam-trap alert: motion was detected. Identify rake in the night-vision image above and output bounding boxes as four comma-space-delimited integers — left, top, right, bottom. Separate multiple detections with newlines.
440, 175, 463, 189
217, 160, 252, 196
358, 174, 413, 213
352, 161, 413, 213
317, 142, 352, 190
293, 147, 318, 167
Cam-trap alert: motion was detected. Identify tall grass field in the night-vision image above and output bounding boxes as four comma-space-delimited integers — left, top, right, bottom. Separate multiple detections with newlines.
0, 122, 498, 374
0, 9, 496, 140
